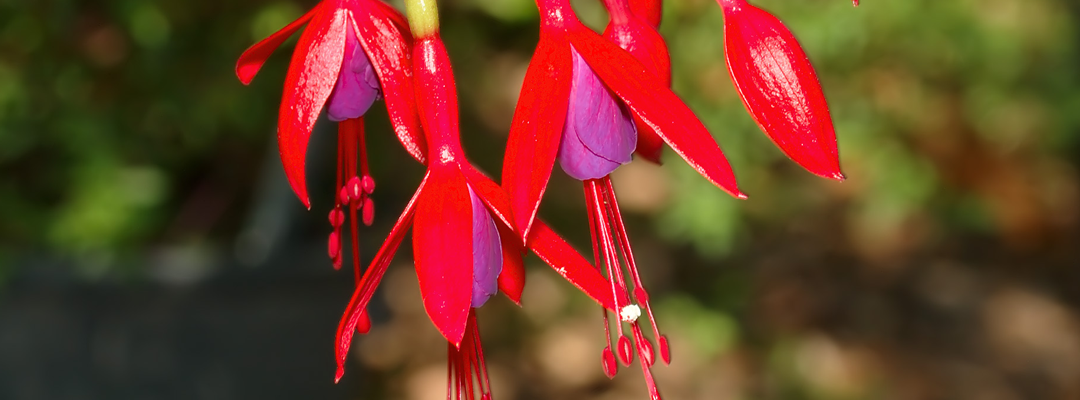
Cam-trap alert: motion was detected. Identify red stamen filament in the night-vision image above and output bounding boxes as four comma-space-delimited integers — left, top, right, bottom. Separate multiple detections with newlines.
448, 311, 492, 400
584, 176, 668, 399
327, 118, 378, 334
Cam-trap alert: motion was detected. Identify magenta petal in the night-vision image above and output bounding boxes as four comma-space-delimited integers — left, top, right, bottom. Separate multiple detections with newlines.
327, 19, 381, 122
469, 184, 502, 308
557, 48, 637, 181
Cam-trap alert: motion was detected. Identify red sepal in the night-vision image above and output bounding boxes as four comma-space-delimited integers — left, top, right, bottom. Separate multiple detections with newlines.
335, 171, 429, 383
528, 222, 618, 311
502, 31, 573, 244
496, 223, 526, 305
603, 12, 671, 164
720, 0, 843, 180
355, 2, 428, 164
236, 5, 320, 85
278, 6, 349, 208
568, 26, 746, 199
630, 0, 663, 28
413, 165, 473, 346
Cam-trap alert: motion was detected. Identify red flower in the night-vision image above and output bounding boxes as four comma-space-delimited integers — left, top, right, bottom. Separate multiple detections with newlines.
601, 0, 671, 162
237, 0, 427, 206
719, 0, 844, 179
332, 24, 619, 395
505, 0, 746, 246
236, 0, 427, 294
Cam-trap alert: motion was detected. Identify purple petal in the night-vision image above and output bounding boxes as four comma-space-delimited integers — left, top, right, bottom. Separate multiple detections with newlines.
327, 20, 381, 122
557, 47, 637, 180
469, 184, 502, 308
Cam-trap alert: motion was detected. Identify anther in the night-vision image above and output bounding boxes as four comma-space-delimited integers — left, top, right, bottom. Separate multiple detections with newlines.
362, 198, 375, 226
617, 335, 634, 366
348, 176, 363, 200
658, 335, 671, 365
601, 346, 618, 379
361, 175, 376, 194
328, 209, 346, 228
328, 231, 341, 259
339, 186, 352, 205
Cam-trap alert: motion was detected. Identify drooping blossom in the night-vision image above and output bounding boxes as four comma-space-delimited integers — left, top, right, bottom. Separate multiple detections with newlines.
719, 0, 844, 179
333, 5, 618, 399
236, 1, 426, 329
506, 0, 745, 244
504, 0, 748, 397
602, 0, 669, 162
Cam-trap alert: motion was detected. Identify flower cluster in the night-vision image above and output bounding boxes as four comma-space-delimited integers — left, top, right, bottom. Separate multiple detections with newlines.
236, 0, 850, 398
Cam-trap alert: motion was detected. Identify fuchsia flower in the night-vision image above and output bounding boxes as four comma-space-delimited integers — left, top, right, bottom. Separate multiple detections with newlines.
506, 0, 745, 244
332, 12, 620, 399
719, 0, 844, 179
236, 0, 426, 323
601, 0, 670, 163
504, 0, 749, 397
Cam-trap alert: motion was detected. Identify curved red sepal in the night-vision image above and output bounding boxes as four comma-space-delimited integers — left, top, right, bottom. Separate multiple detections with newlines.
496, 223, 526, 305
355, 2, 428, 164
335, 171, 428, 383
569, 27, 746, 199
528, 222, 617, 311
236, 5, 320, 85
603, 15, 671, 164
720, 0, 843, 180
278, 7, 349, 208
502, 32, 573, 243
413, 165, 473, 346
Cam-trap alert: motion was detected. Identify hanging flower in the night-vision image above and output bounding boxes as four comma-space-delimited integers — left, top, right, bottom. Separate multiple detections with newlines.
600, 0, 670, 163
505, 0, 745, 246
503, 0, 748, 397
236, 0, 427, 299
719, 0, 845, 180
333, 8, 619, 399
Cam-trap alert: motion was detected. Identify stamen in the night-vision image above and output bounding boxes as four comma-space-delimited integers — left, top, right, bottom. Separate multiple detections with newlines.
583, 176, 670, 397
447, 311, 492, 400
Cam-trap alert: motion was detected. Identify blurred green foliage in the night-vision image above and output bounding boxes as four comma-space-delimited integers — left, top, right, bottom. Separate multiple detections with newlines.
1, 0, 1079, 397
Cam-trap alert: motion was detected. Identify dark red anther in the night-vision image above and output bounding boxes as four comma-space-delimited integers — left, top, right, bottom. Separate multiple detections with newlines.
602, 346, 618, 379
617, 335, 634, 366
634, 287, 649, 303
658, 335, 671, 365
329, 209, 345, 227
362, 198, 375, 226
347, 176, 363, 200
361, 175, 375, 194
338, 186, 352, 205
328, 231, 341, 259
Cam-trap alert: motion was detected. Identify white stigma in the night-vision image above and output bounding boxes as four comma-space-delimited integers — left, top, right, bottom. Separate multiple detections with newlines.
619, 304, 641, 322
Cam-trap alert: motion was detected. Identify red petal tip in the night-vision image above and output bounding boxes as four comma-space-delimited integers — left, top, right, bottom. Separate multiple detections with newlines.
334, 366, 344, 383
828, 171, 847, 181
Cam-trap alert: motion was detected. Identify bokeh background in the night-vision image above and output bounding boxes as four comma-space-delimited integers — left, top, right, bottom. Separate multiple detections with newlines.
2, 0, 1079, 399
